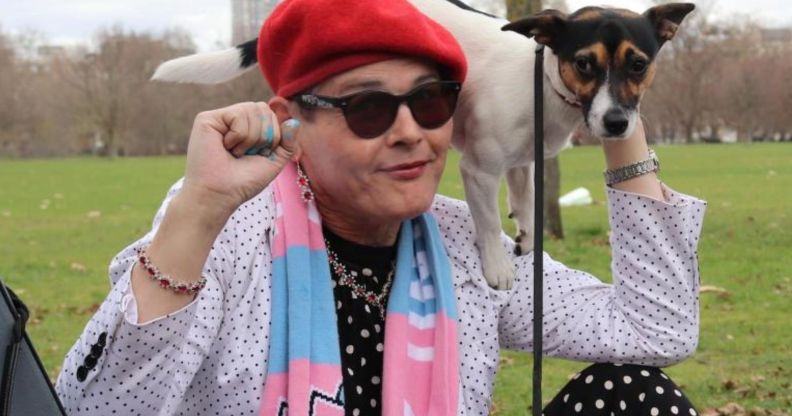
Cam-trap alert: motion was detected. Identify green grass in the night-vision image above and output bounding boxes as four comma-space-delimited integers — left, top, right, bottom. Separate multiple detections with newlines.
1, 143, 790, 413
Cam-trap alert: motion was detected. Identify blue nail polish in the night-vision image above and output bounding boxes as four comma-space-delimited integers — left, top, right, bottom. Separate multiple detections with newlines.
265, 126, 275, 144
245, 121, 276, 156
282, 119, 300, 141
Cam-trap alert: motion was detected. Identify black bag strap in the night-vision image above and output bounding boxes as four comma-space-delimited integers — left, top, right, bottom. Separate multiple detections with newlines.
532, 43, 546, 416
0, 284, 28, 416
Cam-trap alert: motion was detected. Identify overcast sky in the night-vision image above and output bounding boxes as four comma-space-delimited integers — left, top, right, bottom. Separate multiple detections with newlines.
3, 0, 790, 52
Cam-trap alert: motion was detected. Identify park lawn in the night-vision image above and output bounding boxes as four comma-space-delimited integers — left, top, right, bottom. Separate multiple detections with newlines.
0, 143, 790, 413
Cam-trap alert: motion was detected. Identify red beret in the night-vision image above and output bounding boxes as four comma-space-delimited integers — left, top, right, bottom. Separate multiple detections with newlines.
257, 0, 468, 98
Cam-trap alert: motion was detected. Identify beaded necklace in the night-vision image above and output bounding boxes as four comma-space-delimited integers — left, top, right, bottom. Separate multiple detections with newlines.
325, 240, 394, 320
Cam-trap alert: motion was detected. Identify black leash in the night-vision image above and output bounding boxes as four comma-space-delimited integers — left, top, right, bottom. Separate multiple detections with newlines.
532, 43, 545, 416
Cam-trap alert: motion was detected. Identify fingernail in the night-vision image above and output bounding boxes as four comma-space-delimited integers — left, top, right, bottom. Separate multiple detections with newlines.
245, 142, 272, 156
244, 116, 276, 156
245, 146, 265, 156
264, 125, 274, 146
262, 115, 275, 148
282, 119, 300, 141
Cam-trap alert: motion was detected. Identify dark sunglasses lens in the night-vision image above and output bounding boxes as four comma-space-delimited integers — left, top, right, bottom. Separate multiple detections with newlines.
409, 83, 459, 129
344, 92, 399, 138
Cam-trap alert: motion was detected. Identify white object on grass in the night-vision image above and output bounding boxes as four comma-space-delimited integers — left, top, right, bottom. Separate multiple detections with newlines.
559, 187, 593, 207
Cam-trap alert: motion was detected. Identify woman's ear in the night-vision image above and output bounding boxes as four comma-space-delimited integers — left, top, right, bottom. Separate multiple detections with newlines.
268, 96, 303, 161
268, 96, 293, 123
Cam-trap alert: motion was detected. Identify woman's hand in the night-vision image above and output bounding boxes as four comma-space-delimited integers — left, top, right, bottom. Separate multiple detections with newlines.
130, 102, 299, 322
181, 102, 299, 217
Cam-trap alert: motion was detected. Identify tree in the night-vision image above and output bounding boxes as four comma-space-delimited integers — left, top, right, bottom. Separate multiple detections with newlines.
0, 31, 19, 156
641, 7, 735, 143
55, 27, 197, 156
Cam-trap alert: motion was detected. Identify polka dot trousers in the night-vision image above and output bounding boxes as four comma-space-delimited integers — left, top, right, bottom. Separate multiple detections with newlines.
543, 363, 698, 415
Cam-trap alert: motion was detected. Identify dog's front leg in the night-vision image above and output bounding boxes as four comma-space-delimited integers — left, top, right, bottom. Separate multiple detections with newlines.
506, 164, 534, 256
460, 157, 514, 290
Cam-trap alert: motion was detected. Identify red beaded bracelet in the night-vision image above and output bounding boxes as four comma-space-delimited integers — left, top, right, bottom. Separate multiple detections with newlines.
136, 246, 207, 295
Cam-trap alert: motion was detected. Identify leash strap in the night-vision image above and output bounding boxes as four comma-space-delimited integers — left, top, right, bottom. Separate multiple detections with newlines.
532, 43, 545, 416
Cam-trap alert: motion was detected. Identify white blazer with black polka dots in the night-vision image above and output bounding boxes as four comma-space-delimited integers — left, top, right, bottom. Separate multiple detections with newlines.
55, 178, 707, 416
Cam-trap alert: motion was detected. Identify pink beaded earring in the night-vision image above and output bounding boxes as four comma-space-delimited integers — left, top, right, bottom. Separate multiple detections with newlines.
296, 164, 314, 202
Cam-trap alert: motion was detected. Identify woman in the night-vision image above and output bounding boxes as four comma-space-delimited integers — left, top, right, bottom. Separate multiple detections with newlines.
56, 0, 707, 414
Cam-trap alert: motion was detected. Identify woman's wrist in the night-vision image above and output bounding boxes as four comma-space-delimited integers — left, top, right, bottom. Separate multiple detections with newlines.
600, 121, 665, 200
129, 191, 228, 323
146, 189, 231, 281
602, 121, 651, 170
176, 183, 239, 227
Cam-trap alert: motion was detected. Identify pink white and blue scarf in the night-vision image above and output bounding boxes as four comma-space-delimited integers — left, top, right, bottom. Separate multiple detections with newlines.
260, 162, 459, 415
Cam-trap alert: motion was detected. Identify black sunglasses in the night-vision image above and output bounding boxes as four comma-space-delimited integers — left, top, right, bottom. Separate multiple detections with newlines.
294, 81, 461, 139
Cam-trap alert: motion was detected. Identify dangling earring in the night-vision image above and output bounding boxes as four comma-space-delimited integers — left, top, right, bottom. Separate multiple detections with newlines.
296, 163, 314, 202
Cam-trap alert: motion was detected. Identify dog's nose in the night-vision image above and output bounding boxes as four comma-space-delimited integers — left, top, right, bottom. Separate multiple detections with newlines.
603, 110, 629, 136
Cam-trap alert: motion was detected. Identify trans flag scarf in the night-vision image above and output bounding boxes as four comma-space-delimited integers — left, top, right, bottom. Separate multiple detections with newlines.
260, 162, 459, 415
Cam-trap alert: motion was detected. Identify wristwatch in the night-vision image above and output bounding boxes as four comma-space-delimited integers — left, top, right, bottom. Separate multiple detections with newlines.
603, 149, 660, 186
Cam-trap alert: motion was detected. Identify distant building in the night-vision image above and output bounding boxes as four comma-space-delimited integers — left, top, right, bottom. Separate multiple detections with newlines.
231, 0, 281, 45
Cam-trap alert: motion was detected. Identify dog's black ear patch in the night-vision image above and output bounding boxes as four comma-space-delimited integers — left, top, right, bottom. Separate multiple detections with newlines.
502, 9, 567, 49
643, 3, 695, 42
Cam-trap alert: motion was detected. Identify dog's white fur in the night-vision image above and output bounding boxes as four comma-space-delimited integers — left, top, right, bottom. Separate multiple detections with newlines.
586, 74, 639, 138
408, 0, 581, 289
149, 1, 595, 290
152, 47, 254, 84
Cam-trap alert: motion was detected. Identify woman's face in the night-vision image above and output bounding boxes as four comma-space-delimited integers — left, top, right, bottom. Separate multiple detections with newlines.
295, 59, 452, 228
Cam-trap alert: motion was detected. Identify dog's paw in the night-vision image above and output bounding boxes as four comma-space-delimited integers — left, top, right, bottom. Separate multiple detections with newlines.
513, 229, 534, 256
481, 247, 515, 291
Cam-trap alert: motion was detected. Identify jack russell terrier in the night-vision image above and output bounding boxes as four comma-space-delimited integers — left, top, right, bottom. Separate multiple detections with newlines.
151, 0, 695, 290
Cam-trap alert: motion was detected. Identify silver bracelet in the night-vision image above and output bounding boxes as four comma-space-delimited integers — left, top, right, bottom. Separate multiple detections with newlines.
603, 149, 660, 186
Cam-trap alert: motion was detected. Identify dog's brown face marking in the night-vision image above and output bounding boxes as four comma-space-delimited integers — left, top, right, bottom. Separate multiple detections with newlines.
614, 41, 656, 106
571, 8, 604, 21
589, 42, 609, 68
559, 60, 595, 99
558, 42, 608, 102
557, 38, 659, 111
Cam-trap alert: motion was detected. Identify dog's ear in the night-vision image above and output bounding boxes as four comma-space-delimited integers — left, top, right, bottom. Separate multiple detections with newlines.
501, 9, 567, 49
643, 3, 695, 43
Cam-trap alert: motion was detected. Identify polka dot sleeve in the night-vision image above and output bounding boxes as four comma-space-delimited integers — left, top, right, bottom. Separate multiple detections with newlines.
498, 183, 707, 367
55, 178, 276, 415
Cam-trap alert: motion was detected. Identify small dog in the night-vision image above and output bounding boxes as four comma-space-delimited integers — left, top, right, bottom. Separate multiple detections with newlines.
151, 0, 694, 290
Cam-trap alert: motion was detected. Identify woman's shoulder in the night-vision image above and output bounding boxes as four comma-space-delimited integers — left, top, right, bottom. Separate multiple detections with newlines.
431, 193, 470, 217
430, 194, 483, 279
430, 193, 475, 234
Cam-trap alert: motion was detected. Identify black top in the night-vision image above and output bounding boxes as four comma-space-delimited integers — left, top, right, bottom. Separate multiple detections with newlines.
323, 227, 397, 416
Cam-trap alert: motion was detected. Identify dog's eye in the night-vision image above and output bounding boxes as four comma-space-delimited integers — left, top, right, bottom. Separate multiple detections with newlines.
575, 57, 593, 75
631, 59, 648, 75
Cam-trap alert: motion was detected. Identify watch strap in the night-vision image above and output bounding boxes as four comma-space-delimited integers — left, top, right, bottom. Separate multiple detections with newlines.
603, 149, 660, 186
